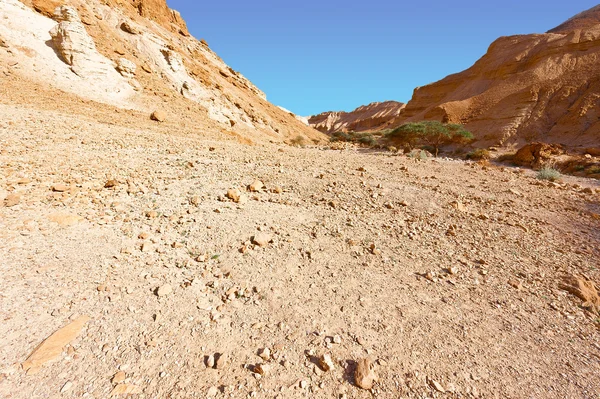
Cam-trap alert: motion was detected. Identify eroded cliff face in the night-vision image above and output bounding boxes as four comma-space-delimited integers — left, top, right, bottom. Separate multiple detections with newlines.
309, 101, 405, 133
1, 0, 325, 144
394, 5, 600, 148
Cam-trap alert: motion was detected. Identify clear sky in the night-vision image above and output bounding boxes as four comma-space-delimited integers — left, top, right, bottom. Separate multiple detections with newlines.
166, 1, 598, 116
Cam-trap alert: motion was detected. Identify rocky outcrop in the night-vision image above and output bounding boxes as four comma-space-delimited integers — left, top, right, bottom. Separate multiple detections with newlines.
309, 101, 405, 133
512, 142, 565, 169
133, 0, 189, 36
2, 0, 324, 143
394, 5, 600, 148
50, 6, 116, 77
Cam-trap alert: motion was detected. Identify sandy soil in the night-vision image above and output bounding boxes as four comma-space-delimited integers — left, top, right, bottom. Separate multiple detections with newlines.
1, 98, 600, 399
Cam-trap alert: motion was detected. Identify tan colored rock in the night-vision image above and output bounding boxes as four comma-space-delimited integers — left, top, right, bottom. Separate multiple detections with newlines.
50, 7, 116, 78
156, 284, 172, 297
252, 233, 272, 247
248, 180, 264, 192
226, 189, 241, 202
559, 275, 600, 313
22, 316, 91, 374
115, 58, 136, 79
151, 110, 166, 122
319, 354, 335, 371
109, 384, 141, 396
254, 363, 270, 376
112, 371, 126, 384
48, 213, 82, 226
512, 143, 565, 169
52, 184, 69, 192
258, 347, 271, 360
355, 358, 378, 390
120, 21, 140, 35
104, 179, 118, 188
4, 193, 20, 207
215, 353, 227, 369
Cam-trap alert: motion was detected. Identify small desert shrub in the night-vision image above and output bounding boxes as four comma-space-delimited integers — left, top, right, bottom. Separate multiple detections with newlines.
358, 134, 376, 146
386, 121, 474, 157
588, 166, 600, 174
537, 166, 561, 181
290, 135, 306, 146
407, 149, 429, 160
330, 131, 378, 147
466, 149, 491, 161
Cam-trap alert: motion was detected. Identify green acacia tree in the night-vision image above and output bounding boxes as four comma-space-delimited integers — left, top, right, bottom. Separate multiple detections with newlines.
386, 121, 474, 157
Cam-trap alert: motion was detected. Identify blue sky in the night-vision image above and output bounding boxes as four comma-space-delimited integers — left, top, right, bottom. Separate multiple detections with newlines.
167, 1, 597, 116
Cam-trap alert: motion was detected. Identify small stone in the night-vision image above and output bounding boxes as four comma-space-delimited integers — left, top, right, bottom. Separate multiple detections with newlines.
333, 335, 342, 344
355, 358, 378, 390
226, 189, 246, 203
4, 193, 20, 207
120, 21, 140, 34
299, 380, 308, 389
207, 386, 219, 397
109, 384, 141, 395
271, 186, 283, 194
146, 210, 158, 218
249, 180, 264, 192
329, 200, 339, 208
52, 184, 69, 192
425, 271, 436, 281
451, 201, 467, 212
104, 180, 118, 188
319, 354, 335, 371
252, 233, 272, 248
357, 166, 366, 172
151, 110, 166, 122
189, 196, 201, 206
206, 354, 215, 368
258, 347, 271, 361
429, 379, 446, 393
60, 381, 73, 393
156, 284, 172, 297
254, 363, 270, 376
508, 280, 523, 290
215, 353, 227, 369
112, 371, 126, 384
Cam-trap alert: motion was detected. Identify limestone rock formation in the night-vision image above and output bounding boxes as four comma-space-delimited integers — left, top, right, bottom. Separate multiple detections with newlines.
394, 5, 600, 148
116, 57, 136, 78
309, 101, 405, 133
1, 0, 323, 143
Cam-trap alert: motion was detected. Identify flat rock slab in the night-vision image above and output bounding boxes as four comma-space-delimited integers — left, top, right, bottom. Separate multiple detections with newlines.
22, 316, 91, 374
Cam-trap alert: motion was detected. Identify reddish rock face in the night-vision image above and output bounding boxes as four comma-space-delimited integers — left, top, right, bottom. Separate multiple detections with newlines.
393, 5, 600, 148
309, 101, 405, 133
131, 0, 189, 36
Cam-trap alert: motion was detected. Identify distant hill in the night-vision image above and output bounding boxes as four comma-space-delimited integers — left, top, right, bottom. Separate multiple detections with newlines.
308, 101, 405, 134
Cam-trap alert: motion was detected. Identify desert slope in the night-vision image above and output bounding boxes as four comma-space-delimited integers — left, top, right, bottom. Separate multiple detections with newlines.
0, 0, 325, 144
393, 5, 600, 148
309, 101, 405, 133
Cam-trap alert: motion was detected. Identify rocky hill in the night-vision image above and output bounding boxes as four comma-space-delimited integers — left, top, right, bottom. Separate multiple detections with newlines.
392, 5, 600, 149
0, 0, 325, 144
309, 101, 405, 133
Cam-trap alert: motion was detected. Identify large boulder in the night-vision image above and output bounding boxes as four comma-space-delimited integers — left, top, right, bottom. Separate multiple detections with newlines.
512, 142, 565, 169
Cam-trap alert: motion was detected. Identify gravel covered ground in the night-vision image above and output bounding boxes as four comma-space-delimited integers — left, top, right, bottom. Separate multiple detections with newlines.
1, 102, 600, 399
